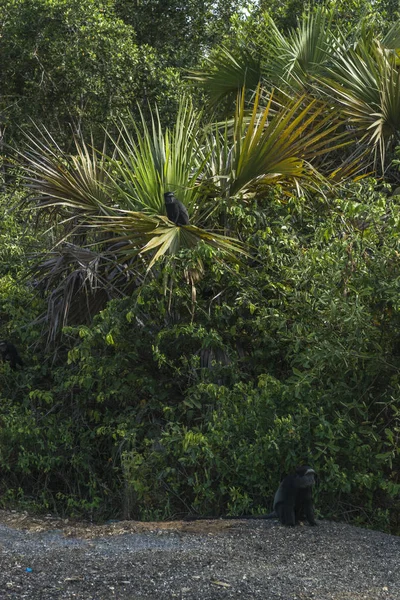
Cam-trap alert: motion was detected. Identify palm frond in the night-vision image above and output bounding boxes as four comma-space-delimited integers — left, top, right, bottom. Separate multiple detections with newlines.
29, 243, 135, 345
88, 211, 249, 270
20, 127, 114, 214
321, 41, 400, 170
107, 98, 206, 217
187, 46, 262, 106
201, 85, 348, 198
381, 21, 400, 50
264, 6, 335, 88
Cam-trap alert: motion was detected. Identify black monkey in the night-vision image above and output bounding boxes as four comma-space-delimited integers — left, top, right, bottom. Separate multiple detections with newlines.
184, 465, 317, 526
263, 465, 317, 526
164, 192, 190, 226
0, 340, 24, 370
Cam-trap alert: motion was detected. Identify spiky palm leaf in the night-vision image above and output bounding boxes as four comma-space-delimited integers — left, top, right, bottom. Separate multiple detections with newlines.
187, 7, 335, 105
20, 127, 114, 215
200, 85, 349, 198
264, 6, 335, 88
89, 211, 247, 270
19, 97, 249, 339
106, 99, 206, 216
321, 39, 400, 170
188, 46, 262, 107
379, 21, 400, 51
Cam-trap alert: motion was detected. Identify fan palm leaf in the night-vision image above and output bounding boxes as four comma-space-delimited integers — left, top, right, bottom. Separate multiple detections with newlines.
321, 40, 400, 169
200, 85, 349, 198
380, 21, 400, 51
19, 97, 249, 277
20, 127, 114, 215
187, 6, 336, 105
89, 211, 248, 271
264, 6, 335, 88
187, 46, 262, 107
107, 99, 206, 215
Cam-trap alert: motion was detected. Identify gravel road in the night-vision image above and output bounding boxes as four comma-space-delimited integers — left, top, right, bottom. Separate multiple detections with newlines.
0, 510, 399, 599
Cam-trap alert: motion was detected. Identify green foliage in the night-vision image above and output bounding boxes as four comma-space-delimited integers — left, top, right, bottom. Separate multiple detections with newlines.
249, 0, 400, 35
1, 0, 400, 534
195, 3, 400, 171
122, 376, 399, 525
0, 192, 44, 333
0, 192, 34, 276
1, 179, 400, 531
114, 0, 243, 68
0, 0, 181, 143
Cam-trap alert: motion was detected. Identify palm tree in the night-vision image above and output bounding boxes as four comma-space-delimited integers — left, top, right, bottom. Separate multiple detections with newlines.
320, 31, 400, 171
19, 91, 347, 341
188, 7, 336, 103
189, 6, 400, 172
199, 86, 348, 199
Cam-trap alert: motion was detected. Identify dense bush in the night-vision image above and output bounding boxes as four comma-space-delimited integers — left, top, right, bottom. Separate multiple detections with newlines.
0, 0, 182, 146
1, 180, 399, 532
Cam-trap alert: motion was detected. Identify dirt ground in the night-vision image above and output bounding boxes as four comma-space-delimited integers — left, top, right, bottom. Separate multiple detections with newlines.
0, 509, 399, 599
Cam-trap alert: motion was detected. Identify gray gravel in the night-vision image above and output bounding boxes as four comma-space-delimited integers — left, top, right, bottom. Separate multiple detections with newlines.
0, 512, 399, 599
